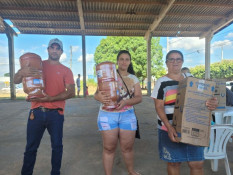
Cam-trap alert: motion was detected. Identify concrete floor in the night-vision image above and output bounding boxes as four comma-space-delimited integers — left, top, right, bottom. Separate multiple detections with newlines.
0, 96, 232, 175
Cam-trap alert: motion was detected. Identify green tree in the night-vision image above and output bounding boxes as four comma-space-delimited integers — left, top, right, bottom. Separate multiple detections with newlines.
4, 73, 10, 77
94, 36, 165, 86
190, 65, 205, 79
190, 60, 233, 80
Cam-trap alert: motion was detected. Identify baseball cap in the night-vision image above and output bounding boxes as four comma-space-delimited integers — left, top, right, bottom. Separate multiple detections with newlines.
48, 38, 63, 51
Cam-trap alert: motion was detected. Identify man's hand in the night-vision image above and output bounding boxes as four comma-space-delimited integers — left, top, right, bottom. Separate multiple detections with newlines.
19, 67, 42, 77
14, 66, 42, 84
29, 94, 53, 102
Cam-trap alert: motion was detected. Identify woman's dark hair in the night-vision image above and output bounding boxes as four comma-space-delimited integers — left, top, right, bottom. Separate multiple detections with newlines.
166, 50, 184, 63
117, 50, 135, 75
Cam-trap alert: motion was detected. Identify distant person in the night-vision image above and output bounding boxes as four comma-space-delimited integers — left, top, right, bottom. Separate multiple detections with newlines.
226, 88, 233, 106
151, 50, 218, 175
181, 67, 193, 77
86, 86, 89, 96
76, 74, 81, 97
14, 38, 75, 175
94, 50, 142, 175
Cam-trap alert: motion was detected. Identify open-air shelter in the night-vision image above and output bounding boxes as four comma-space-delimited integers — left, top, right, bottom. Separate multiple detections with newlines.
0, 0, 233, 99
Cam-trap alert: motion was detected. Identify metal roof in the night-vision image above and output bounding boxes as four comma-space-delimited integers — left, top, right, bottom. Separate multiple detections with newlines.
0, 0, 233, 38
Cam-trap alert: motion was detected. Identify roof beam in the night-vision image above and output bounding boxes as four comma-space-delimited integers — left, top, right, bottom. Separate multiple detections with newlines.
174, 1, 233, 8
5, 16, 79, 22
82, 0, 167, 5
3, 21, 17, 36
166, 13, 224, 18
161, 22, 212, 25
0, 16, 5, 31
47, 0, 233, 8
200, 11, 233, 38
48, 0, 166, 4
144, 0, 175, 40
0, 7, 225, 18
11, 19, 149, 25
1, 6, 155, 16
77, 0, 85, 30
15, 23, 206, 32
0, 6, 77, 12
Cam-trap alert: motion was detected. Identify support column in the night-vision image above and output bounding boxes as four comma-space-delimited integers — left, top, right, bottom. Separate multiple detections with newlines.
82, 33, 86, 97
146, 33, 152, 96
4, 21, 17, 100
205, 35, 212, 79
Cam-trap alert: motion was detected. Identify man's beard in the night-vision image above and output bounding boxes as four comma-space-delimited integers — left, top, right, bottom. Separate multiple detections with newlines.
49, 53, 60, 61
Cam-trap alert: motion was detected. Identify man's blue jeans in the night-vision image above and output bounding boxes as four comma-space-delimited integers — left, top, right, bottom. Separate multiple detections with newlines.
21, 109, 64, 175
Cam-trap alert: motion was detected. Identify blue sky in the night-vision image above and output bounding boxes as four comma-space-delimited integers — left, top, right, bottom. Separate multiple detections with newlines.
0, 24, 233, 77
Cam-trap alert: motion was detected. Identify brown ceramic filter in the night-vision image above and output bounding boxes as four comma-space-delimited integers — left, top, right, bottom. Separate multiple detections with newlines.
19, 53, 45, 99
96, 61, 119, 110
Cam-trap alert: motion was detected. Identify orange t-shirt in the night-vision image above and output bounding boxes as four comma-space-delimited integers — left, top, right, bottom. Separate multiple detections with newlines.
31, 60, 74, 114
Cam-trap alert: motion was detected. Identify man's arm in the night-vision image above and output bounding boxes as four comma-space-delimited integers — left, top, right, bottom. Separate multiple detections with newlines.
30, 84, 75, 102
14, 69, 24, 84
14, 67, 41, 84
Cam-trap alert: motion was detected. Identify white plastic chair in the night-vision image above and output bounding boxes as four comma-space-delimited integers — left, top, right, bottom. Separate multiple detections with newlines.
204, 125, 233, 175
222, 110, 233, 125
222, 109, 233, 142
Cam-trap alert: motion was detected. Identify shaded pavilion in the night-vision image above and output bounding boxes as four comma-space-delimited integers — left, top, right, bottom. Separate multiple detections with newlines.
0, 0, 233, 99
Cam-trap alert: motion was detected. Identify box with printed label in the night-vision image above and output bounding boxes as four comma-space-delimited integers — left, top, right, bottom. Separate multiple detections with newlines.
173, 77, 216, 146
213, 79, 226, 110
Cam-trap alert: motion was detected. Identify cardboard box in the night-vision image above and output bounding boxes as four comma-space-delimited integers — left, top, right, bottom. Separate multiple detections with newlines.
173, 77, 216, 146
213, 79, 226, 110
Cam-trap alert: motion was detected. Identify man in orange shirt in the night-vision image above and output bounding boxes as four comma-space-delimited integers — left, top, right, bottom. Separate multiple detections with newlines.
14, 38, 75, 175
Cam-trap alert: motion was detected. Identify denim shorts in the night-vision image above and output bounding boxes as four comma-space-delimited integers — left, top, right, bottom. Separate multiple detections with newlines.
158, 129, 204, 162
97, 109, 137, 131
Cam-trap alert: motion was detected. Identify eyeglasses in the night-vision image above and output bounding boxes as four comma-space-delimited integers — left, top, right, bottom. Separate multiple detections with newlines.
167, 58, 183, 63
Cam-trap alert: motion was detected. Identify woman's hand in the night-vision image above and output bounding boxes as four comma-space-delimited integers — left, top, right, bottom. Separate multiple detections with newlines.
206, 97, 218, 111
167, 125, 179, 143
116, 100, 127, 110
96, 91, 111, 105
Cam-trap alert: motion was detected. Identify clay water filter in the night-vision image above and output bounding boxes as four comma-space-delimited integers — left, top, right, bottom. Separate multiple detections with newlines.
96, 62, 119, 110
19, 53, 45, 99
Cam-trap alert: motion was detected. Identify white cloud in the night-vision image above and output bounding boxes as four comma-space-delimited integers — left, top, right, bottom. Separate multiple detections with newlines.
19, 49, 26, 56
77, 53, 94, 62
184, 58, 193, 63
162, 47, 167, 53
0, 46, 8, 57
211, 40, 232, 48
14, 58, 20, 65
226, 32, 233, 38
169, 37, 205, 51
71, 46, 79, 52
60, 53, 67, 62
0, 57, 10, 76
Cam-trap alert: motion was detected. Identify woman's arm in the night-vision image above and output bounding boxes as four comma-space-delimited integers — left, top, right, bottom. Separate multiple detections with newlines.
154, 99, 178, 142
